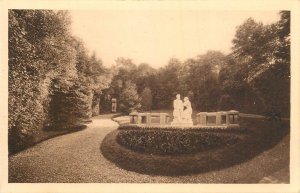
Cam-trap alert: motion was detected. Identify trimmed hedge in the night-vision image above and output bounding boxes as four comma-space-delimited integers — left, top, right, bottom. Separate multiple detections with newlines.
116, 128, 243, 155
118, 124, 244, 132
101, 117, 289, 176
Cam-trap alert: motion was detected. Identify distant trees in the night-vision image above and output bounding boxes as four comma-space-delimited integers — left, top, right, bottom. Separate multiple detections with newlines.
189, 51, 225, 111
8, 10, 111, 153
118, 81, 141, 113
105, 11, 290, 117
153, 58, 182, 109
107, 58, 141, 113
141, 87, 153, 111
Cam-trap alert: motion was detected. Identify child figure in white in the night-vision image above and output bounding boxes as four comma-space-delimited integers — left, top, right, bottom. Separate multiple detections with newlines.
182, 97, 193, 124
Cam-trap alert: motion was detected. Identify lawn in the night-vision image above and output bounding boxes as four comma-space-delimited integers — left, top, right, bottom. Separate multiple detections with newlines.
9, 124, 87, 155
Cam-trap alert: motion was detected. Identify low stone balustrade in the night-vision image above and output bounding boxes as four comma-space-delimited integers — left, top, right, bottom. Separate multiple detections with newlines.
129, 110, 240, 129
129, 112, 170, 125
197, 110, 240, 128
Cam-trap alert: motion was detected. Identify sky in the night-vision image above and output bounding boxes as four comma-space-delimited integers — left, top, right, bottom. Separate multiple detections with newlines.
70, 10, 280, 68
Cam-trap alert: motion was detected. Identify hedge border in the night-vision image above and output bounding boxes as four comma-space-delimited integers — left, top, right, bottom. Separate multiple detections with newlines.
116, 129, 244, 155
118, 124, 245, 132
100, 130, 255, 176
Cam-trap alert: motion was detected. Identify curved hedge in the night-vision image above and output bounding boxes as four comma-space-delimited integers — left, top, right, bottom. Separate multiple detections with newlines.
101, 130, 251, 176
117, 129, 242, 155
101, 118, 289, 176
118, 124, 244, 131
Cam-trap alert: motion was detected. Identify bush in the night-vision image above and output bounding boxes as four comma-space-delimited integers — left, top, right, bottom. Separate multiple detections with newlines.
47, 84, 92, 130
116, 128, 242, 155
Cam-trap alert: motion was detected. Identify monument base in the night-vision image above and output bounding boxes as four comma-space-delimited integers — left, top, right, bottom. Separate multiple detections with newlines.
171, 121, 193, 127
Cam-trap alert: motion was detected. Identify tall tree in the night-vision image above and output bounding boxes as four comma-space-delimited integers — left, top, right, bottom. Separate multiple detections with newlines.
135, 63, 157, 94
9, 10, 46, 151
8, 10, 112, 153
8, 10, 77, 152
189, 51, 226, 111
118, 81, 141, 113
140, 87, 153, 111
108, 58, 140, 113
153, 58, 182, 109
224, 12, 290, 116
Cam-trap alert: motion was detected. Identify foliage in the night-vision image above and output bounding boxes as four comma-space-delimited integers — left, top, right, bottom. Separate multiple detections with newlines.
152, 58, 182, 109
218, 95, 235, 111
220, 12, 290, 116
189, 51, 225, 111
117, 129, 241, 155
140, 87, 153, 111
106, 58, 142, 113
8, 10, 111, 153
118, 81, 141, 113
47, 83, 93, 130
8, 10, 72, 152
102, 117, 289, 176
9, 10, 290, 153
135, 63, 157, 94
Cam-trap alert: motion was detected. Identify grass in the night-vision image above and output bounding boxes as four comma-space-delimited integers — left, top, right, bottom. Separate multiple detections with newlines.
101, 116, 289, 176
34, 125, 87, 144
9, 124, 87, 155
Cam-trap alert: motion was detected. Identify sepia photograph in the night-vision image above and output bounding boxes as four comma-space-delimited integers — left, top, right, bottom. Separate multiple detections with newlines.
1, 0, 300, 193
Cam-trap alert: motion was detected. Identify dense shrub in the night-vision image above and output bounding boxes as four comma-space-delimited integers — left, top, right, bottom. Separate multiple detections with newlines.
47, 85, 92, 130
8, 10, 56, 153
8, 10, 111, 153
116, 129, 242, 155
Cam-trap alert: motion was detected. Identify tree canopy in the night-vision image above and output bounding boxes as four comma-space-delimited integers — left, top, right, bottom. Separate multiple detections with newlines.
9, 10, 290, 153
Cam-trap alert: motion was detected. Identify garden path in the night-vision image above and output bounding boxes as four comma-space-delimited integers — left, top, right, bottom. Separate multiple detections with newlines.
9, 114, 289, 183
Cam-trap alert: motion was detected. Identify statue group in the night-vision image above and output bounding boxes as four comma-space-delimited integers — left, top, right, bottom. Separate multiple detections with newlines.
171, 94, 193, 126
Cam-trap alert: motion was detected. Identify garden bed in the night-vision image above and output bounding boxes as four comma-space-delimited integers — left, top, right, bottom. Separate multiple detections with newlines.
100, 117, 290, 176
117, 128, 244, 155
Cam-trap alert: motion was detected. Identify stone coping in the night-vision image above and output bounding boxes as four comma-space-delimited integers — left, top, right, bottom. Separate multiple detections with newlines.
129, 112, 170, 116
197, 110, 239, 115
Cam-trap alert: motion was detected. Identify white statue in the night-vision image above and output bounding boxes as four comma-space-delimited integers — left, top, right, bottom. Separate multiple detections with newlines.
182, 97, 193, 125
171, 94, 183, 125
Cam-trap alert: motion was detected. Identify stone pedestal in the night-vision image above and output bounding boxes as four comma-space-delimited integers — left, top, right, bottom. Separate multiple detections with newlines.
171, 120, 193, 127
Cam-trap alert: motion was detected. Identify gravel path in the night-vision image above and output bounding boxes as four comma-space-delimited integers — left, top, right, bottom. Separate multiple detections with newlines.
9, 114, 289, 183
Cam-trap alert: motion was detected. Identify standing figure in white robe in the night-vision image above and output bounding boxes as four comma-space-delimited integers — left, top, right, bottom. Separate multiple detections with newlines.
171, 94, 183, 124
182, 97, 193, 125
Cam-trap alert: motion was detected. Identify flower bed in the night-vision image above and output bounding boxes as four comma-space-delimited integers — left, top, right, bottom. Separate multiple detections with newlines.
116, 126, 244, 155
